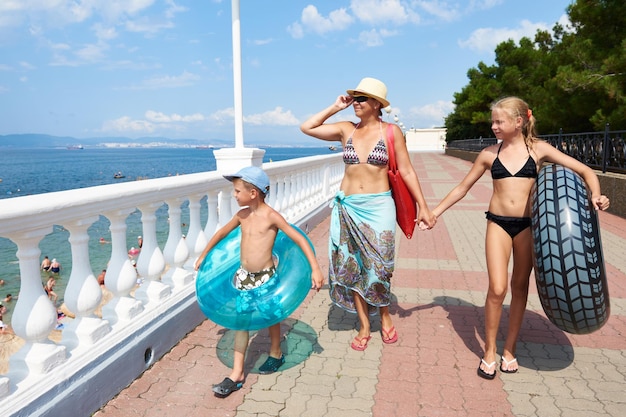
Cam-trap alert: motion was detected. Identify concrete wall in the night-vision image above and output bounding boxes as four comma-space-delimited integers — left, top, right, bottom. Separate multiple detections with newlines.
445, 148, 626, 219
405, 128, 447, 152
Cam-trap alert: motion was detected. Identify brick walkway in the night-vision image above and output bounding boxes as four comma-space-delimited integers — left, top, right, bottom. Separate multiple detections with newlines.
95, 153, 626, 417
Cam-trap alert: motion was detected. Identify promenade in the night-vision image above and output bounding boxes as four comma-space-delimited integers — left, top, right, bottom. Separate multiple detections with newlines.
95, 153, 626, 417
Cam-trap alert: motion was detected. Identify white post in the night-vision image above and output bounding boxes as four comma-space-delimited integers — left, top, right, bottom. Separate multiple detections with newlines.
213, 0, 265, 172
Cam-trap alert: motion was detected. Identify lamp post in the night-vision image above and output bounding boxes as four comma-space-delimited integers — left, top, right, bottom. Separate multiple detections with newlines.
213, 0, 265, 172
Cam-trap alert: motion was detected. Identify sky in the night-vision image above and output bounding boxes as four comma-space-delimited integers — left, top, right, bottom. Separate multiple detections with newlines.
0, 0, 575, 146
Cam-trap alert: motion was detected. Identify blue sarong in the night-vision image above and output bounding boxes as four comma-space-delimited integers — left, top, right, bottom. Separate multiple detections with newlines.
329, 191, 396, 314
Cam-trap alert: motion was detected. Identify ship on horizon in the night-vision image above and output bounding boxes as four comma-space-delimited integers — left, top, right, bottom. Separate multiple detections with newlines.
66, 144, 84, 150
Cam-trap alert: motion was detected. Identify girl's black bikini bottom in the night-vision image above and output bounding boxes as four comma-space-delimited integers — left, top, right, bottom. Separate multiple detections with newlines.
485, 211, 531, 238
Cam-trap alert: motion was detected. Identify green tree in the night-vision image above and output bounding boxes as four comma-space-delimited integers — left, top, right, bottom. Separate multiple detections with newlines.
445, 0, 626, 141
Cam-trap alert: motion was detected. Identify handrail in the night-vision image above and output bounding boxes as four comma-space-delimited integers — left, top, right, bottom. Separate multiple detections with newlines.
0, 153, 343, 417
446, 128, 626, 174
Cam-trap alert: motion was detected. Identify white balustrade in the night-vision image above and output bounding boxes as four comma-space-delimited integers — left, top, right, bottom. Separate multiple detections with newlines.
162, 198, 192, 289
101, 208, 143, 326
61, 217, 111, 352
0, 154, 342, 416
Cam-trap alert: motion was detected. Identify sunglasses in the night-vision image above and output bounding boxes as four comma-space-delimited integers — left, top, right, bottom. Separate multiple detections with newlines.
352, 95, 370, 103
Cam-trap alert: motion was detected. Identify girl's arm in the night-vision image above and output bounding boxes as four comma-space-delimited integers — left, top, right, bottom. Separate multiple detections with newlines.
536, 141, 610, 210
194, 215, 241, 270
431, 149, 491, 218
300, 95, 353, 142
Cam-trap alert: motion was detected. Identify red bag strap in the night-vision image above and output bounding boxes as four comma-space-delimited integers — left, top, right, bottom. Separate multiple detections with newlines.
386, 123, 397, 171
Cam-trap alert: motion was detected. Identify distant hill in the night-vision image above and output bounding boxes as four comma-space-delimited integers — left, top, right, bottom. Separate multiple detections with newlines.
0, 133, 232, 148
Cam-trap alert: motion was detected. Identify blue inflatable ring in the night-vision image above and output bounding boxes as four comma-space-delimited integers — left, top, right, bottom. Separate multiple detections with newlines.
196, 225, 314, 331
531, 164, 610, 334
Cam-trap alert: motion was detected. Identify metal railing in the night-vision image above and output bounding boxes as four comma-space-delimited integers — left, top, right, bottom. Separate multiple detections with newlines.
447, 125, 626, 174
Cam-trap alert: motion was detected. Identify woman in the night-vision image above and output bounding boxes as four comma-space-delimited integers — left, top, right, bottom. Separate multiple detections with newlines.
431, 97, 610, 379
301, 77, 434, 350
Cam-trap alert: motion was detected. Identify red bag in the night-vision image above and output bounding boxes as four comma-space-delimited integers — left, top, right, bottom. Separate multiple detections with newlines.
386, 124, 417, 239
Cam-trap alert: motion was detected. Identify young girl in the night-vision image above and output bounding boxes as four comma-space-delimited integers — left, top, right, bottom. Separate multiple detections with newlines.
431, 96, 610, 379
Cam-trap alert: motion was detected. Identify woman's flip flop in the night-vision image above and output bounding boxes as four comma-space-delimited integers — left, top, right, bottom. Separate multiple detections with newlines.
350, 335, 372, 351
381, 326, 398, 344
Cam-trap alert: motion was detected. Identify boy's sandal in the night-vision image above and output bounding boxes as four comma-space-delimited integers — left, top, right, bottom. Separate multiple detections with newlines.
381, 326, 398, 344
212, 377, 243, 397
500, 356, 518, 374
259, 354, 285, 374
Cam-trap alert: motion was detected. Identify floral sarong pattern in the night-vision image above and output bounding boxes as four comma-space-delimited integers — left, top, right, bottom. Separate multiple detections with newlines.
329, 191, 395, 315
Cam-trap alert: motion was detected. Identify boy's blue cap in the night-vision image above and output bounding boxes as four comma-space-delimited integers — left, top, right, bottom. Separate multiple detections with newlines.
223, 166, 270, 195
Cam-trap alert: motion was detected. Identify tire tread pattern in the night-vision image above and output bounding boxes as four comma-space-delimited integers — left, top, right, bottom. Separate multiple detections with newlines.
531, 164, 610, 334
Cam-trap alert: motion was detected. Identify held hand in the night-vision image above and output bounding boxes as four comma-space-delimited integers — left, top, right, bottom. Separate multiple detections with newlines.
416, 210, 437, 230
593, 195, 610, 211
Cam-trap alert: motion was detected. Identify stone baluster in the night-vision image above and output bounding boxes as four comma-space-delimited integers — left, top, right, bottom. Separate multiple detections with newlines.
272, 175, 283, 213
162, 198, 192, 289
218, 189, 234, 227
294, 170, 305, 217
101, 209, 143, 326
185, 194, 208, 262
61, 217, 111, 352
6, 228, 66, 384
286, 174, 297, 220
134, 203, 170, 305
203, 191, 219, 240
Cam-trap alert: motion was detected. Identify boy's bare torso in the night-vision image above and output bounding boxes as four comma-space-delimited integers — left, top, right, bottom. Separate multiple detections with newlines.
238, 204, 279, 273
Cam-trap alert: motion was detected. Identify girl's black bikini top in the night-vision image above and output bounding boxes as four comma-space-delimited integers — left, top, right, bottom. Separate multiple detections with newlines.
342, 122, 389, 166
490, 142, 537, 179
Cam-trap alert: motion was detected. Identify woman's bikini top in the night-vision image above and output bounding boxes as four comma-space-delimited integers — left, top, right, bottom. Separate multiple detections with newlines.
490, 142, 537, 179
343, 122, 389, 166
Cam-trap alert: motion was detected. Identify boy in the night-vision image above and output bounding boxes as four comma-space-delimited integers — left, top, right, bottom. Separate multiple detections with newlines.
194, 166, 324, 397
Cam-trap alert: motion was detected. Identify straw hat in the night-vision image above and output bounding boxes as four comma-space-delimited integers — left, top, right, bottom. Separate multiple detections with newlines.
346, 77, 390, 108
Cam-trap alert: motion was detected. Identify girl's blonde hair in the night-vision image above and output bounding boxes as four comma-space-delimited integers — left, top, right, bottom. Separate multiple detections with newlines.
491, 97, 538, 148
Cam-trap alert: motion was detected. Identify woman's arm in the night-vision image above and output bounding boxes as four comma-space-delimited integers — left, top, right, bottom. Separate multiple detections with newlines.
300, 95, 353, 142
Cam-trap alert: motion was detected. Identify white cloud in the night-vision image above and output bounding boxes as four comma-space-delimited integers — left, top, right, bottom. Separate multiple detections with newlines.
102, 108, 205, 134
102, 116, 156, 133
145, 111, 205, 123
416, 0, 460, 22
20, 61, 36, 70
351, 0, 419, 25
209, 108, 235, 125
459, 19, 552, 53
408, 100, 454, 128
125, 71, 201, 90
244, 107, 300, 126
289, 5, 353, 38
358, 28, 397, 47
286, 22, 303, 39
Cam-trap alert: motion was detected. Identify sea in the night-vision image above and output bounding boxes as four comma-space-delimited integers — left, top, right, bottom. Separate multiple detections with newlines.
0, 146, 334, 324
